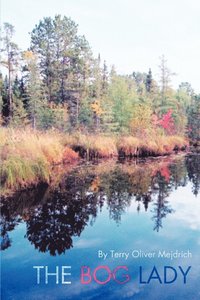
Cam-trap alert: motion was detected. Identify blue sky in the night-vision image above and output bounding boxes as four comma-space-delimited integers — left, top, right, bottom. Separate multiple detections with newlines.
1, 0, 200, 92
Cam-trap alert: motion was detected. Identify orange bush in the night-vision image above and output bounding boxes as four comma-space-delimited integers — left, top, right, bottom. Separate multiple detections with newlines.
62, 147, 79, 163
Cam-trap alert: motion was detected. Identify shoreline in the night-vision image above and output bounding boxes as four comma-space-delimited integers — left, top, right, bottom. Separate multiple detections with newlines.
0, 127, 191, 195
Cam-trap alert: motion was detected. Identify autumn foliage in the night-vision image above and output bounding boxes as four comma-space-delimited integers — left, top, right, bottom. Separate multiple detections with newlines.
152, 109, 175, 134
63, 147, 79, 163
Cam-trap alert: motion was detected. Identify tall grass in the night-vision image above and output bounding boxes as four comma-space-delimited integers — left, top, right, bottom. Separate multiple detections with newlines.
61, 132, 188, 159
117, 135, 188, 157
62, 132, 118, 158
0, 127, 188, 193
117, 136, 140, 156
0, 128, 78, 191
1, 156, 49, 189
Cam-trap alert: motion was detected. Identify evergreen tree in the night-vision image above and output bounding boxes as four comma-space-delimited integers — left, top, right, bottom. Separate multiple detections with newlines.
108, 73, 138, 133
102, 60, 109, 95
187, 95, 200, 141
145, 68, 153, 93
22, 51, 44, 129
178, 82, 194, 97
0, 73, 3, 124
30, 15, 92, 127
0, 23, 19, 121
90, 54, 103, 130
1, 76, 9, 123
10, 76, 28, 127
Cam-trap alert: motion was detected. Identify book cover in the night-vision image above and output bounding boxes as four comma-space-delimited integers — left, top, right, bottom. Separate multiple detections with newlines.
1, 1, 200, 300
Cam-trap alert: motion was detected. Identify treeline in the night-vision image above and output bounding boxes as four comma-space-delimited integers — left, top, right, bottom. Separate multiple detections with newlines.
0, 15, 199, 141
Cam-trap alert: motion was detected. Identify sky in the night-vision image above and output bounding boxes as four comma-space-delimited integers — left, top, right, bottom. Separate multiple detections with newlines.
1, 0, 200, 92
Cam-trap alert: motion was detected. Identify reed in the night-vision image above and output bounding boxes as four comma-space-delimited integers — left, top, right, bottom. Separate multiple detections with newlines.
1, 156, 49, 189
0, 127, 188, 192
0, 128, 78, 191
117, 136, 140, 156
63, 132, 118, 158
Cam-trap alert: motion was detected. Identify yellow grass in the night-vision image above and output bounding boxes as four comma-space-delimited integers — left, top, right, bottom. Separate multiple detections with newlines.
0, 127, 188, 192
0, 128, 78, 191
62, 132, 118, 158
117, 136, 140, 156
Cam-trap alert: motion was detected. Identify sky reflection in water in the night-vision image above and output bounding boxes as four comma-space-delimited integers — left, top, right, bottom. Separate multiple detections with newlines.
1, 154, 200, 300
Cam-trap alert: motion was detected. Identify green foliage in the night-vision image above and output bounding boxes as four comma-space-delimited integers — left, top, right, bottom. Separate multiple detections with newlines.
145, 68, 153, 93
108, 74, 138, 133
22, 51, 45, 129
0, 155, 49, 189
37, 105, 69, 131
30, 14, 92, 127
9, 76, 28, 127
188, 95, 200, 141
130, 103, 153, 137
0, 18, 198, 142
0, 23, 20, 121
37, 107, 57, 130
10, 97, 28, 127
78, 97, 93, 129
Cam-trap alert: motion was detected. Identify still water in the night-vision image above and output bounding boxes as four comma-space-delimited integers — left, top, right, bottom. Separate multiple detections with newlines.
1, 154, 200, 300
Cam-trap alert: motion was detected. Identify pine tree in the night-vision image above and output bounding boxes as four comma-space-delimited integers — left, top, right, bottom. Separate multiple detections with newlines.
22, 51, 44, 129
145, 68, 153, 93
90, 54, 103, 130
102, 60, 109, 95
1, 75, 9, 123
0, 73, 3, 124
30, 15, 92, 128
0, 23, 19, 121
10, 76, 28, 127
187, 95, 200, 142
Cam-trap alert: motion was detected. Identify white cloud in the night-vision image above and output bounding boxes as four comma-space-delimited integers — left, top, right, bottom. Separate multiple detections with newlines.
74, 238, 103, 249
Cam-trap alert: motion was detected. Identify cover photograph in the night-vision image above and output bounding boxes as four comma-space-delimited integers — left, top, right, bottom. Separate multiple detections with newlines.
0, 0, 200, 299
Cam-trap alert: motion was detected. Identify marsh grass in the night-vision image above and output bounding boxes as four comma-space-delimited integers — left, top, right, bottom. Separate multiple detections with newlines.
0, 127, 188, 192
63, 133, 118, 158
1, 156, 49, 189
117, 134, 188, 157
0, 128, 78, 191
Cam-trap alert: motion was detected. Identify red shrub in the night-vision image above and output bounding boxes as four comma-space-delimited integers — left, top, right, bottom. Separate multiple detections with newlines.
63, 147, 79, 163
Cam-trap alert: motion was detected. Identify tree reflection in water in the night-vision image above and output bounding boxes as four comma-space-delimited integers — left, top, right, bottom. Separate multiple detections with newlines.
26, 176, 99, 255
0, 154, 199, 255
185, 154, 200, 196
151, 172, 174, 232
0, 207, 21, 250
